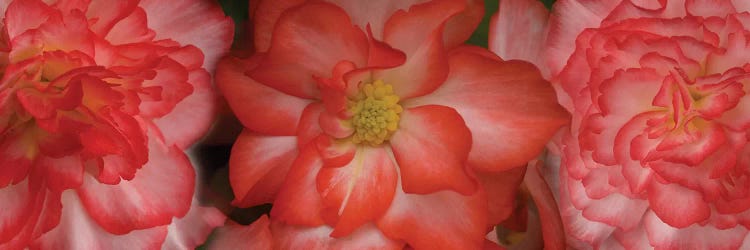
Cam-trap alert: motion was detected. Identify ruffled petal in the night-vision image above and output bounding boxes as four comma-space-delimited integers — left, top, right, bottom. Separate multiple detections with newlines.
251, 2, 368, 99
272, 222, 404, 250
389, 105, 476, 195
31, 191, 168, 250
489, 0, 549, 73
405, 48, 569, 172
216, 56, 312, 136
0, 179, 40, 245
251, 0, 305, 52
316, 146, 397, 237
152, 69, 218, 148
76, 135, 194, 234
138, 0, 233, 72
326, 0, 428, 40
647, 181, 710, 228
376, 179, 487, 250
229, 130, 297, 208
644, 210, 747, 249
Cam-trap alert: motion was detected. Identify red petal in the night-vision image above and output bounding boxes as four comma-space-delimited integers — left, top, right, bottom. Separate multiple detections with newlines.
251, 0, 305, 52
0, 131, 34, 188
316, 146, 397, 237
489, 0, 549, 73
271, 144, 326, 227
405, 49, 569, 172
376, 181, 487, 250
162, 200, 226, 250
31, 191, 168, 250
4, 0, 55, 39
647, 181, 710, 228
251, 2, 368, 99
375, 1, 462, 99
390, 105, 476, 195
138, 0, 233, 72
443, 0, 484, 49
476, 166, 525, 226
85, 0, 139, 36
326, 0, 428, 40
104, 7, 155, 45
38, 155, 84, 192
216, 56, 312, 136
272, 222, 404, 250
76, 136, 194, 234
229, 130, 297, 208
208, 217, 273, 250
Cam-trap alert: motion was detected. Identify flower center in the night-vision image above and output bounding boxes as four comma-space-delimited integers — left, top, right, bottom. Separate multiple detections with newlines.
347, 80, 402, 145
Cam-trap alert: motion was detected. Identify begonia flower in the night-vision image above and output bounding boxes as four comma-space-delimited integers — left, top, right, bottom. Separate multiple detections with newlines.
492, 0, 750, 248
0, 0, 233, 248
217, 0, 568, 248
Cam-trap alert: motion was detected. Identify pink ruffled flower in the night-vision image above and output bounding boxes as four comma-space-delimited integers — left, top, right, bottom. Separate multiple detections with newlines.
492, 0, 750, 248
218, 0, 569, 248
0, 0, 233, 248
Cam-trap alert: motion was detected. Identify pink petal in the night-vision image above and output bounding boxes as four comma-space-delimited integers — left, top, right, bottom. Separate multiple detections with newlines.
489, 0, 549, 73
647, 181, 710, 228
76, 135, 194, 234
162, 200, 226, 250
644, 210, 747, 249
31, 191, 168, 250
525, 161, 566, 250
138, 0, 233, 72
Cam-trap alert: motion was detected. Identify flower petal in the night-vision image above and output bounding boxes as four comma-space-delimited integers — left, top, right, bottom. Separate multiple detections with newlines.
376, 179, 487, 250
644, 210, 747, 250
272, 222, 404, 250
152, 69, 218, 148
251, 1, 368, 99
76, 135, 194, 234
31, 191, 168, 250
476, 166, 525, 226
138, 0, 233, 72
525, 161, 566, 250
208, 217, 273, 250
229, 130, 297, 208
271, 144, 326, 227
390, 105, 476, 195
316, 146, 397, 237
405, 48, 569, 172
489, 0, 549, 73
647, 181, 710, 228
162, 200, 226, 250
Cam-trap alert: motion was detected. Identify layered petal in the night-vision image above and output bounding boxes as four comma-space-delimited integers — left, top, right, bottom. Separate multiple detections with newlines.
76, 135, 194, 234
161, 201, 226, 250
229, 130, 297, 208
251, 1, 368, 98
272, 222, 404, 250
209, 217, 273, 250
216, 56, 312, 136
138, 0, 233, 71
489, 0, 549, 72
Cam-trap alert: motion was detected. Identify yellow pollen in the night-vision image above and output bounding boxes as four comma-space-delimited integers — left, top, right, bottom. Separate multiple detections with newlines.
347, 80, 402, 145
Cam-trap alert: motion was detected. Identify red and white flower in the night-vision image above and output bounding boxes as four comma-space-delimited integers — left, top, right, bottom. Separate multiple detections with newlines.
218, 0, 568, 248
492, 0, 750, 248
0, 0, 233, 248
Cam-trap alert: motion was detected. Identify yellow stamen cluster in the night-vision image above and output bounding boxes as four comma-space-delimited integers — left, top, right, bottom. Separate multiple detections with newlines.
347, 80, 402, 145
